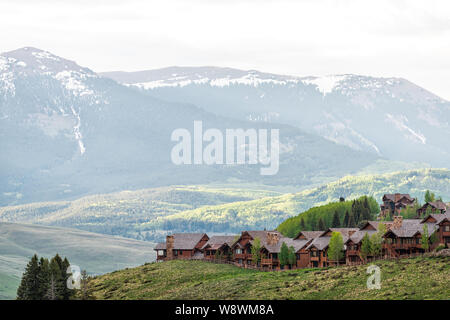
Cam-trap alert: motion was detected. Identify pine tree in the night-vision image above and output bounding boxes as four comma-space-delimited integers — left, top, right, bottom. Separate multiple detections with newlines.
347, 212, 356, 227
79, 270, 93, 300
332, 210, 340, 228
17, 254, 41, 300
49, 255, 64, 300
318, 218, 326, 231
300, 218, 305, 230
37, 257, 50, 299
343, 210, 350, 227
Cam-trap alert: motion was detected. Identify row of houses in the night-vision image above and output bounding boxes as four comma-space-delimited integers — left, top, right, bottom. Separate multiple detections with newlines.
154, 211, 450, 270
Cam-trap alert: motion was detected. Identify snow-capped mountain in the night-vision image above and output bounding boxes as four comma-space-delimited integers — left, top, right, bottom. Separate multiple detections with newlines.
103, 67, 450, 166
0, 48, 379, 206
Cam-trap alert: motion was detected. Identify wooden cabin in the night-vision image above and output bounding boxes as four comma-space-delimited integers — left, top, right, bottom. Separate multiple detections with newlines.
380, 193, 415, 218
154, 233, 209, 261
202, 235, 235, 260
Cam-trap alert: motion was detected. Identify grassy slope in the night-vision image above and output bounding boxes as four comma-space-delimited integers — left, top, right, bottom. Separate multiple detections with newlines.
0, 169, 449, 240
89, 257, 450, 300
0, 222, 156, 300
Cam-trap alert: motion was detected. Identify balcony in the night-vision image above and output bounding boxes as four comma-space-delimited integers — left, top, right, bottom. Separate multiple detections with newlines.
310, 256, 319, 261
346, 250, 359, 256
261, 258, 273, 265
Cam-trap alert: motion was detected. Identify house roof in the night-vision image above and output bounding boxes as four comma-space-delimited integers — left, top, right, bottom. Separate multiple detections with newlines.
386, 219, 439, 238
361, 221, 393, 231
293, 231, 323, 240
261, 237, 310, 253
422, 201, 448, 211
383, 193, 414, 203
154, 242, 166, 250
202, 235, 236, 250
321, 228, 359, 237
346, 230, 377, 244
170, 233, 208, 250
306, 236, 332, 251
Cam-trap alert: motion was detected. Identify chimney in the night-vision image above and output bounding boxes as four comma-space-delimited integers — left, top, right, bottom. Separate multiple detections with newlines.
166, 235, 174, 259
267, 232, 280, 245
392, 216, 403, 229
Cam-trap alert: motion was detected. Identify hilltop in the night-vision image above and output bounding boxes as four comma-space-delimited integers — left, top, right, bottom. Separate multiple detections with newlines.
88, 257, 450, 300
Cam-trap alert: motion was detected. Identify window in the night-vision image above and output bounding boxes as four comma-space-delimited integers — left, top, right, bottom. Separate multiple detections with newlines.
174, 250, 178, 256
311, 251, 318, 257
445, 226, 450, 232
235, 248, 242, 254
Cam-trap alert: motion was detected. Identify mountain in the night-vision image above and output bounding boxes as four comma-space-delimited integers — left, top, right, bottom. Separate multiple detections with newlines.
0, 48, 380, 206
0, 222, 156, 299
102, 66, 450, 167
1, 169, 448, 242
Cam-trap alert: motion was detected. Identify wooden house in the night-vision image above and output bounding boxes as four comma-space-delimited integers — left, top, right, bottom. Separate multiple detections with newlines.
417, 201, 448, 217
202, 235, 236, 260
154, 233, 209, 261
380, 193, 415, 218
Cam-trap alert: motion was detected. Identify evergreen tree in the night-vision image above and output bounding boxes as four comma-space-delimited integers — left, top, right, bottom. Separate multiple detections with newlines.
327, 232, 344, 265
360, 233, 371, 262
17, 254, 41, 300
343, 210, 350, 227
332, 210, 340, 227
48, 255, 64, 300
79, 270, 93, 300
318, 218, 326, 231
300, 218, 305, 230
347, 212, 356, 227
37, 257, 50, 299
279, 242, 289, 268
424, 190, 435, 203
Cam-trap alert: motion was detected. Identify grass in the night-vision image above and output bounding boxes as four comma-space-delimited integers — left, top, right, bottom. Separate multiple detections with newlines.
89, 256, 450, 300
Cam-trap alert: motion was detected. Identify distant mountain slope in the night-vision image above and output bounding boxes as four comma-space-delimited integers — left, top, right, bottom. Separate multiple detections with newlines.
102, 66, 450, 166
1, 169, 448, 242
0, 48, 379, 206
0, 222, 156, 299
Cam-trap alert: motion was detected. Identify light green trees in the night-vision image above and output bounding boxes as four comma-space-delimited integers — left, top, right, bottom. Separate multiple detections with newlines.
360, 233, 371, 262
327, 232, 344, 265
369, 223, 386, 259
288, 246, 296, 269
251, 237, 262, 265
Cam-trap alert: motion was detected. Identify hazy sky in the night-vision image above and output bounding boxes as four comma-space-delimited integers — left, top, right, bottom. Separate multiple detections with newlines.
1, 0, 450, 99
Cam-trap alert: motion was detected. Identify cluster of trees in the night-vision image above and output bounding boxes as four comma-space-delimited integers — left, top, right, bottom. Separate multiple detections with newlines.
16, 254, 91, 300
297, 196, 377, 233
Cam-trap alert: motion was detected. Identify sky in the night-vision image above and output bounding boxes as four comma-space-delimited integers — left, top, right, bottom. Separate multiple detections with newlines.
1, 0, 450, 99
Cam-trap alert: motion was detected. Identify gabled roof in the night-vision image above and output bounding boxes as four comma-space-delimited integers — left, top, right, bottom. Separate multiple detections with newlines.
154, 242, 166, 250
293, 231, 323, 240
346, 230, 377, 244
382, 193, 414, 203
171, 233, 208, 250
233, 230, 282, 248
420, 212, 450, 224
321, 228, 359, 238
202, 235, 236, 250
306, 236, 332, 251
360, 221, 393, 231
384, 220, 438, 238
261, 237, 310, 253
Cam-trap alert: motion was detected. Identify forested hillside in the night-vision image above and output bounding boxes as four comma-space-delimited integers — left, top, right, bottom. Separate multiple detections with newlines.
0, 169, 449, 242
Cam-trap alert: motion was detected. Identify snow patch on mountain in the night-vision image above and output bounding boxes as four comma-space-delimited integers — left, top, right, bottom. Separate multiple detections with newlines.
54, 70, 95, 96
385, 113, 426, 144
302, 75, 348, 95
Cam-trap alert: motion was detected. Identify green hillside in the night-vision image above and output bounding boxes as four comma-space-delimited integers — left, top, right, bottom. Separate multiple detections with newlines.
0, 169, 449, 241
0, 222, 156, 300
88, 257, 450, 300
